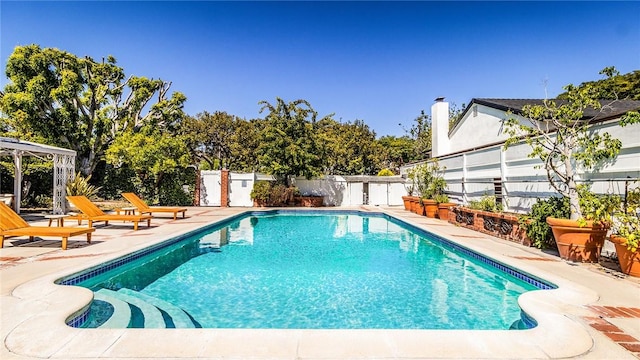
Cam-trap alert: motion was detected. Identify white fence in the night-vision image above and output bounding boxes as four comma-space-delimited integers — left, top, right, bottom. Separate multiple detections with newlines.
401, 119, 640, 213
200, 172, 406, 207
199, 170, 221, 206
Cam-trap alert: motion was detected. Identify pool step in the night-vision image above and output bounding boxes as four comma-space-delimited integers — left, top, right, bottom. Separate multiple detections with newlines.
94, 289, 132, 328
96, 288, 166, 328
118, 288, 195, 328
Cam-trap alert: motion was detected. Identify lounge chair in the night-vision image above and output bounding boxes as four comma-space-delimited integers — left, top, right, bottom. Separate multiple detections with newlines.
66, 196, 152, 230
122, 192, 187, 220
0, 202, 95, 250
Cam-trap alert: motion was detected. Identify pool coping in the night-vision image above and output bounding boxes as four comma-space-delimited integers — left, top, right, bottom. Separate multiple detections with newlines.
2, 207, 605, 359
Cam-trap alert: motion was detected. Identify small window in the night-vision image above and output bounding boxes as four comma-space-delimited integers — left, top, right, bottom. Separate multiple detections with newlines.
241, 180, 247, 188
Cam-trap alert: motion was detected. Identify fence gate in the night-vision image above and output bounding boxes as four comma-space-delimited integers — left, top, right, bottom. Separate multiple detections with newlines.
200, 170, 221, 206
349, 182, 364, 205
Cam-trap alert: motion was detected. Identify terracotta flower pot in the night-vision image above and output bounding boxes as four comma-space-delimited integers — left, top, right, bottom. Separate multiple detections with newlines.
546, 217, 608, 263
610, 235, 640, 277
422, 199, 438, 218
409, 197, 422, 215
402, 196, 414, 211
296, 196, 324, 207
437, 203, 455, 220
253, 199, 267, 207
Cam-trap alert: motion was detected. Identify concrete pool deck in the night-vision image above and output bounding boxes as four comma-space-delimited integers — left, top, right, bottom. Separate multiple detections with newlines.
1, 206, 639, 359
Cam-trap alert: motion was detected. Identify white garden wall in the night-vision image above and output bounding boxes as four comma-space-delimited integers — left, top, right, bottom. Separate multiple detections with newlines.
293, 176, 348, 206
200, 172, 406, 207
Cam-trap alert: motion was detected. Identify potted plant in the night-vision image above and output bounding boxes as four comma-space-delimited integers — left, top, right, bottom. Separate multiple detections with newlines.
420, 197, 438, 217
401, 186, 414, 211
503, 67, 639, 262
610, 186, 640, 276
467, 193, 503, 233
250, 181, 272, 207
468, 193, 503, 213
416, 160, 447, 218
402, 167, 419, 212
295, 190, 325, 207
434, 193, 455, 220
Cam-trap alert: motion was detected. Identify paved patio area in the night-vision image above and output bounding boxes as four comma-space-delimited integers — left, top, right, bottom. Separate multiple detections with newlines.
1, 206, 639, 359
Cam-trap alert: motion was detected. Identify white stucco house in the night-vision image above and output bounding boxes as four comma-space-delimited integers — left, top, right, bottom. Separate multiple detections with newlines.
402, 98, 640, 213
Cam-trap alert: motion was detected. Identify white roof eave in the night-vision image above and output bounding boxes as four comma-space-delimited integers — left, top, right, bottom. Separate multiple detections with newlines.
0, 137, 76, 157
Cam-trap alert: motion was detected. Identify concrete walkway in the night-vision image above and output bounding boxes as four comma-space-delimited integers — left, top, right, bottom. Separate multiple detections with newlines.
1, 206, 639, 359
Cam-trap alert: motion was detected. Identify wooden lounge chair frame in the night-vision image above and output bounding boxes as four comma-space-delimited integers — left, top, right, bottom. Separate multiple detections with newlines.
0, 202, 95, 250
122, 192, 187, 220
66, 196, 152, 230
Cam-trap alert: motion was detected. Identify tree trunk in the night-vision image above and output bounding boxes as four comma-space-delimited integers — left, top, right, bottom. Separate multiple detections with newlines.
78, 156, 92, 176
565, 145, 581, 220
155, 171, 165, 202
568, 186, 581, 220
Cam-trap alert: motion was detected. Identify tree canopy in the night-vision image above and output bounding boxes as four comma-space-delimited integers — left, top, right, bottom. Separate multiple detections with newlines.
402, 110, 431, 160
179, 111, 260, 171
0, 44, 186, 176
256, 98, 328, 182
558, 68, 640, 101
317, 118, 381, 175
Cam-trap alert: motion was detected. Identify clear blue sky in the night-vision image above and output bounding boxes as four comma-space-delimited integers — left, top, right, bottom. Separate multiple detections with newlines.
1, 1, 639, 137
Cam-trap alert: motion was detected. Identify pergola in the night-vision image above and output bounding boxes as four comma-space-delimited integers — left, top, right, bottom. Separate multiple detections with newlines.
0, 137, 76, 214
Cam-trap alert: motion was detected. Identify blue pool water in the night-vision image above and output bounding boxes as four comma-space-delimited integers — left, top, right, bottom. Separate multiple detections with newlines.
67, 212, 550, 330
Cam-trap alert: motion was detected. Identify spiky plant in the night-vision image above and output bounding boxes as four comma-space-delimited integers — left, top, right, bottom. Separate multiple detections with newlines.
66, 172, 102, 200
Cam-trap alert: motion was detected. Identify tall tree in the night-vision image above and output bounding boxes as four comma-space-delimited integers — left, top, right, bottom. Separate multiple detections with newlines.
227, 118, 262, 172
449, 102, 467, 129
318, 118, 381, 175
0, 45, 186, 176
257, 98, 330, 183
558, 68, 640, 101
375, 135, 415, 172
401, 110, 431, 160
180, 112, 263, 171
105, 125, 191, 200
181, 111, 237, 169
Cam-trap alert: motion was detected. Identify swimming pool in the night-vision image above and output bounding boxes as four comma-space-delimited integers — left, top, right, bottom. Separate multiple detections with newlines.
59, 210, 554, 330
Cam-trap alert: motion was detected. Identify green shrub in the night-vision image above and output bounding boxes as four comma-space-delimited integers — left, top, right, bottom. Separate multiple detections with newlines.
613, 186, 640, 251
97, 164, 137, 200
158, 170, 195, 206
250, 181, 298, 206
577, 184, 620, 226
433, 194, 450, 204
520, 196, 570, 249
32, 194, 53, 208
270, 184, 288, 205
10, 160, 53, 208
250, 181, 273, 202
468, 194, 503, 212
0, 163, 13, 193
377, 168, 394, 176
